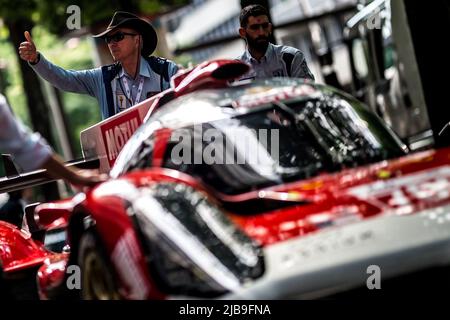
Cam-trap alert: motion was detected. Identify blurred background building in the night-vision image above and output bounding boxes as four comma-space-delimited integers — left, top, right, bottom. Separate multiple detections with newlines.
161, 0, 356, 87
158, 0, 436, 147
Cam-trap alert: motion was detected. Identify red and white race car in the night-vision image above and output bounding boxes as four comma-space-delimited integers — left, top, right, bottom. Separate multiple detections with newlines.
2, 60, 450, 299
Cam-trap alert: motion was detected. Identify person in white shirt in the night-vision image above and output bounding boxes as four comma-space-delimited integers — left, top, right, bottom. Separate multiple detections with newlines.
0, 94, 105, 187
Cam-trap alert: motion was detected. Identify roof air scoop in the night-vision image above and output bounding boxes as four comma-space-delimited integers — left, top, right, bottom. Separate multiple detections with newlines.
171, 59, 250, 97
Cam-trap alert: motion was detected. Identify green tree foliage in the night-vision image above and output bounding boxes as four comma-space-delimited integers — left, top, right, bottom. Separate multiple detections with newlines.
30, 0, 189, 35
0, 0, 35, 21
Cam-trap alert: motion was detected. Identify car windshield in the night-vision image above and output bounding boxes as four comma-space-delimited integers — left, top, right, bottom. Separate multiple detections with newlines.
160, 93, 406, 195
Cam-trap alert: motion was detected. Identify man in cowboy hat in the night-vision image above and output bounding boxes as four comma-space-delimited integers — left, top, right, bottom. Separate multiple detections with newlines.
19, 11, 179, 119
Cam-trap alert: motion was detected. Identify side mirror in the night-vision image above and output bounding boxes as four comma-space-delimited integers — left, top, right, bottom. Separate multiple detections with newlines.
23, 202, 72, 252
22, 201, 71, 243
34, 203, 71, 231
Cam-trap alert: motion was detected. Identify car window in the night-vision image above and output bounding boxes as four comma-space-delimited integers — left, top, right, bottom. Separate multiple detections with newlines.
163, 108, 325, 195
122, 139, 154, 173
286, 92, 407, 166
161, 94, 406, 195
119, 90, 406, 196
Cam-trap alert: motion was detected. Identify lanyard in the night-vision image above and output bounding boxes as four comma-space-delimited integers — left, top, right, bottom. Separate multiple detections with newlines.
121, 76, 144, 106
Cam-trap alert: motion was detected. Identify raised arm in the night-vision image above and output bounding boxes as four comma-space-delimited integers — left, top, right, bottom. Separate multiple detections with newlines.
19, 31, 101, 97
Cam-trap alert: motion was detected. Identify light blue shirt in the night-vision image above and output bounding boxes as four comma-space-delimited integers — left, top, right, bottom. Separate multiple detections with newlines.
113, 58, 164, 113
0, 94, 52, 172
237, 43, 315, 81
30, 54, 179, 119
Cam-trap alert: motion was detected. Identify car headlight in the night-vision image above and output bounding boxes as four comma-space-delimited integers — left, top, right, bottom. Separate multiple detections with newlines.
130, 182, 264, 297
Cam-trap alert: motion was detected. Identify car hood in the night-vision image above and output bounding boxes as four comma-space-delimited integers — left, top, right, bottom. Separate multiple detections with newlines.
229, 148, 450, 246
0, 221, 49, 273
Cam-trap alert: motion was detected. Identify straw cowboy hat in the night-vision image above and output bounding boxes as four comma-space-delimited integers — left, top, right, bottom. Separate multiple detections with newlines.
93, 11, 158, 56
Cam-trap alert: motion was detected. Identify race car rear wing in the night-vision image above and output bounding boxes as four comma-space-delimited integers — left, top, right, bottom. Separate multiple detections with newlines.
0, 154, 99, 194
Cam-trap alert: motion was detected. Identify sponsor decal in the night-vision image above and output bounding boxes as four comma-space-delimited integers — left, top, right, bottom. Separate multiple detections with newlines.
347, 166, 450, 213
101, 109, 142, 167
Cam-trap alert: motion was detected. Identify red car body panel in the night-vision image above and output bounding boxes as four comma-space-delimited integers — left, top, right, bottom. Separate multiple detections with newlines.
83, 183, 165, 299
36, 253, 68, 299
35, 168, 222, 299
231, 148, 450, 245
0, 221, 49, 273
34, 198, 75, 230
34, 184, 167, 299
152, 128, 173, 167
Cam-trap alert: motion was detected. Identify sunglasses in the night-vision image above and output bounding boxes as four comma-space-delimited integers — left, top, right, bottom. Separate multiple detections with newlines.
104, 32, 138, 44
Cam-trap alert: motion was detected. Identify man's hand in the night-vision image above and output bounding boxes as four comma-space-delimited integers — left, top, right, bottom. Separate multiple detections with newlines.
41, 155, 108, 191
19, 31, 39, 64
69, 169, 108, 189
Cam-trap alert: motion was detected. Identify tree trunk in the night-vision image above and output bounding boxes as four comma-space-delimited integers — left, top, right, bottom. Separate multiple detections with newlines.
5, 18, 60, 201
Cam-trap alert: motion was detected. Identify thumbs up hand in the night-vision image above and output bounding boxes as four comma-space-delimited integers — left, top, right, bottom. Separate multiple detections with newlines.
19, 31, 39, 64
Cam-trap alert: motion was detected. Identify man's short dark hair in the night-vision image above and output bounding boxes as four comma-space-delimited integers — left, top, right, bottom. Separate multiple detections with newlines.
240, 4, 270, 28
